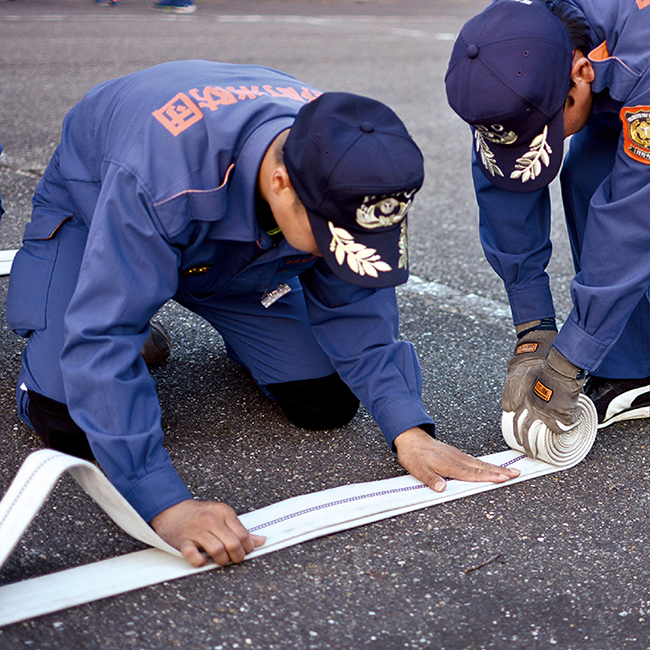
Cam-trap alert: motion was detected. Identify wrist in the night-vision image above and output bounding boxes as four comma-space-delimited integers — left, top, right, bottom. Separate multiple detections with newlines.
395, 426, 430, 445
547, 347, 584, 379
509, 325, 557, 363
515, 317, 557, 339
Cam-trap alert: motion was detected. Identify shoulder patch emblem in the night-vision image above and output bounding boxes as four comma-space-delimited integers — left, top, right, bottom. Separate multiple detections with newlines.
620, 106, 650, 164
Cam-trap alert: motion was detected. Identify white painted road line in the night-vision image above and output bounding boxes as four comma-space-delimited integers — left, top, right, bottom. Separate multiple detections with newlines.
0, 250, 17, 276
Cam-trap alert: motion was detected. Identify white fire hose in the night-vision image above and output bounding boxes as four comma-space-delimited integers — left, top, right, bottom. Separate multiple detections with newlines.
0, 396, 597, 627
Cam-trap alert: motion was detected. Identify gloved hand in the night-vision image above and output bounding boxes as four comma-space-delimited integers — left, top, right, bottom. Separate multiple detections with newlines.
502, 321, 557, 412
513, 347, 585, 437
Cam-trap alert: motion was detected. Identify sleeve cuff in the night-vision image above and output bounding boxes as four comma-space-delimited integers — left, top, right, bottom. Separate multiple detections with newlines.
374, 396, 435, 450
553, 316, 610, 374
506, 284, 555, 326
123, 465, 194, 523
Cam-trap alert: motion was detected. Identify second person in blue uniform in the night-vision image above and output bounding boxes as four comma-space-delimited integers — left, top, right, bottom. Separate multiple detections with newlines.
446, 0, 650, 436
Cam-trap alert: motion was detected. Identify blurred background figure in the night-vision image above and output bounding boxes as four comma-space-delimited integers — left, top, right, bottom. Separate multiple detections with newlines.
152, 0, 196, 13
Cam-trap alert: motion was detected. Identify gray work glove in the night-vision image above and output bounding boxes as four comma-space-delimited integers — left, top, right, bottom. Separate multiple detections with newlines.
502, 325, 557, 412
513, 347, 585, 437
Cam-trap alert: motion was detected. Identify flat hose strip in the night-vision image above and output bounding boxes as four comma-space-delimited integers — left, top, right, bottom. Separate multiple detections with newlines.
0, 395, 597, 628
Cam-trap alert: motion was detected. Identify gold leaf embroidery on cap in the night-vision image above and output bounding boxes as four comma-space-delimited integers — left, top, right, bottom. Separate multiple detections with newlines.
474, 129, 504, 178
328, 222, 393, 278
510, 125, 552, 183
398, 220, 408, 270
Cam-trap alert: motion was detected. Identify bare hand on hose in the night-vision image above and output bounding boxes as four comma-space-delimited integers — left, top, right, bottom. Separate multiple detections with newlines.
394, 427, 520, 493
151, 499, 266, 567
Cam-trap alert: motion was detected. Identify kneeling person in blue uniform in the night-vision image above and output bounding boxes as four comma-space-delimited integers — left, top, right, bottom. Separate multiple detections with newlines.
6, 61, 518, 567
446, 0, 650, 435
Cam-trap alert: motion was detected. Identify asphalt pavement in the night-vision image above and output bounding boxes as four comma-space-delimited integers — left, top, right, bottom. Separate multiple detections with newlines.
1, 1, 649, 649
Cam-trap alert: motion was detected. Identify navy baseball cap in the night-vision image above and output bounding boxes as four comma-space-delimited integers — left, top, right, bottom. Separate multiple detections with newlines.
283, 92, 424, 288
445, 0, 572, 193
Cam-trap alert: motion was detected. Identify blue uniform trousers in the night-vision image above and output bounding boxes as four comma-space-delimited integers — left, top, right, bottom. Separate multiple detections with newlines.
13, 216, 338, 431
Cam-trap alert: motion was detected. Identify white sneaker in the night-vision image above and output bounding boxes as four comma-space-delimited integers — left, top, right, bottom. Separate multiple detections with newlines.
584, 375, 650, 428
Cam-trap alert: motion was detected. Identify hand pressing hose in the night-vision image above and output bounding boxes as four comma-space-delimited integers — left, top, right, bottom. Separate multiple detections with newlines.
502, 346, 597, 468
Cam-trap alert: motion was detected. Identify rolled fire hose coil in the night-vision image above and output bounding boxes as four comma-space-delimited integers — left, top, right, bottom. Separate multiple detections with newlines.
502, 394, 598, 468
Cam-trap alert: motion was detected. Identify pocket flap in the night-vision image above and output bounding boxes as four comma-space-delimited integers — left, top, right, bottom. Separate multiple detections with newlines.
23, 212, 72, 242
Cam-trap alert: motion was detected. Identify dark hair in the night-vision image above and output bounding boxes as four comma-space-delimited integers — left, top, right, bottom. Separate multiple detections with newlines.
275, 130, 305, 210
275, 130, 289, 166
544, 0, 593, 55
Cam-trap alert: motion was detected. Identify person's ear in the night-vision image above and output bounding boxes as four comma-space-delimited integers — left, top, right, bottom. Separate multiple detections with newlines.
269, 166, 293, 198
570, 52, 595, 85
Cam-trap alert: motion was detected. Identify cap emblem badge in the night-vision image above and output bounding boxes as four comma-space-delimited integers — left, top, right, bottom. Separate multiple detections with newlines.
475, 124, 518, 145
356, 190, 416, 229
